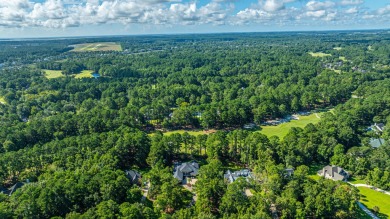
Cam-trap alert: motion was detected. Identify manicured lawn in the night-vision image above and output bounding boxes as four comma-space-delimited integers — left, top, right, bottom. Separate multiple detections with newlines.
258, 113, 324, 139
43, 69, 64, 79
75, 70, 94, 79
307, 164, 323, 181
308, 52, 332, 57
0, 97, 6, 104
358, 187, 390, 218
71, 42, 122, 52
348, 177, 367, 185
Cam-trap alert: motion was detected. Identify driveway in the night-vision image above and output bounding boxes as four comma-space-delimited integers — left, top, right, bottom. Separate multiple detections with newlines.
356, 202, 379, 219
349, 183, 390, 196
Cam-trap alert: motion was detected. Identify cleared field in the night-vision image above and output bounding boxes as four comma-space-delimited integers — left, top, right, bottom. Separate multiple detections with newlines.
163, 130, 208, 136
358, 187, 390, 218
258, 112, 324, 139
75, 70, 94, 79
334, 47, 343, 50
309, 52, 332, 57
0, 97, 6, 104
71, 42, 122, 52
43, 70, 64, 79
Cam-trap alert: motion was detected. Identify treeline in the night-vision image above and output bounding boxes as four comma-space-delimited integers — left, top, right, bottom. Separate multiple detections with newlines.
0, 32, 389, 218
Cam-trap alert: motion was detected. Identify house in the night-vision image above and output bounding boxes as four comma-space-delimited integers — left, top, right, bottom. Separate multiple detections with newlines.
369, 123, 386, 133
317, 165, 349, 181
369, 138, 386, 148
125, 170, 141, 185
374, 123, 385, 132
0, 182, 25, 196
285, 168, 294, 177
224, 169, 253, 183
173, 161, 199, 184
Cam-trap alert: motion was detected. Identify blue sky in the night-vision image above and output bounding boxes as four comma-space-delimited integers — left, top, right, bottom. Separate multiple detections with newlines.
0, 0, 389, 38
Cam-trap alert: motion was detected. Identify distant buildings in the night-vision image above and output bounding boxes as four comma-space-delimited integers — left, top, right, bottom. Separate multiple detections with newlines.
173, 161, 199, 184
318, 165, 349, 181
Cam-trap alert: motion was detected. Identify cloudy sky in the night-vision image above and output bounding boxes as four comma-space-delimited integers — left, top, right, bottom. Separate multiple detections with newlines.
0, 0, 389, 38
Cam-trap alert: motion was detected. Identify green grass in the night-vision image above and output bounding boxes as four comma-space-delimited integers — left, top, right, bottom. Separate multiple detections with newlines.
333, 69, 342, 74
0, 97, 6, 105
163, 130, 206, 136
75, 70, 94, 79
307, 164, 323, 181
334, 47, 343, 51
43, 69, 64, 79
358, 187, 390, 218
309, 52, 332, 57
258, 113, 324, 139
348, 177, 366, 185
71, 42, 122, 52
339, 56, 347, 62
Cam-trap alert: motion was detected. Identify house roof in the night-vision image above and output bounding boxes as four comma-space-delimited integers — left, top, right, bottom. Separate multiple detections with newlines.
369, 138, 385, 148
318, 165, 348, 181
224, 169, 253, 183
1, 182, 25, 196
125, 170, 141, 183
173, 161, 199, 181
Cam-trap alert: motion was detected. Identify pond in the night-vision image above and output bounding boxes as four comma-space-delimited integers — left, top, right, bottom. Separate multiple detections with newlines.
92, 73, 101, 79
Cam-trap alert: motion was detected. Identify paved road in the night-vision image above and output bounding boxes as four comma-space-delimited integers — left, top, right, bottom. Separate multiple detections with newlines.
356, 202, 380, 219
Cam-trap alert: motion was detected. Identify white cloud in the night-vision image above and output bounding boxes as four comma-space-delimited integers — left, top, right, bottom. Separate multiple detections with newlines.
306, 1, 335, 11
345, 7, 358, 14
339, 0, 364, 6
306, 10, 326, 18
377, 5, 390, 15
0, 0, 386, 31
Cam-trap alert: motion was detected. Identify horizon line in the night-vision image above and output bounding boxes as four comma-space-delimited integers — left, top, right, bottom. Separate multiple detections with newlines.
0, 27, 389, 41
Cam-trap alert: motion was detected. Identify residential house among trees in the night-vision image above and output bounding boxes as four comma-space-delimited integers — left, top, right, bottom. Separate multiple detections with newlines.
173, 161, 199, 184
369, 138, 386, 148
125, 170, 141, 185
318, 165, 349, 181
224, 169, 253, 183
0, 182, 26, 196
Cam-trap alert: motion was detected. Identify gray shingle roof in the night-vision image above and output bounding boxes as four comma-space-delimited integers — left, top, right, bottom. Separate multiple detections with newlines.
369, 138, 385, 148
173, 161, 199, 182
224, 169, 253, 183
317, 165, 348, 181
125, 170, 141, 184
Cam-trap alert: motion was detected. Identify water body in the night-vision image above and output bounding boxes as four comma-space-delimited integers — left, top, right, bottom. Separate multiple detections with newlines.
92, 73, 100, 79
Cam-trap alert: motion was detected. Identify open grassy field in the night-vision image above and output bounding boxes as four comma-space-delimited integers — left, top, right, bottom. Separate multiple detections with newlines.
309, 52, 332, 57
358, 187, 390, 218
43, 69, 64, 79
163, 130, 207, 136
75, 70, 94, 79
71, 42, 122, 52
0, 97, 6, 105
258, 112, 324, 139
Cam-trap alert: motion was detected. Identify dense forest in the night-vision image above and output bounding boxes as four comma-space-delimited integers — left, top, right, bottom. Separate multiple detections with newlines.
0, 31, 389, 218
